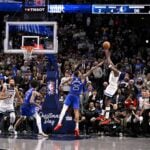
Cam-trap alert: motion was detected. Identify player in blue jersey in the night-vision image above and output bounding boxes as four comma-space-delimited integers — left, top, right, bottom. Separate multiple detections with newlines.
14, 80, 48, 137
54, 61, 104, 137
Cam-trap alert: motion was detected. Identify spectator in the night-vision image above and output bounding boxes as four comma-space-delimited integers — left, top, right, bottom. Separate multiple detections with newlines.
81, 101, 99, 134
92, 61, 103, 93
126, 110, 143, 136
88, 90, 99, 103
20, 61, 30, 73
59, 70, 71, 96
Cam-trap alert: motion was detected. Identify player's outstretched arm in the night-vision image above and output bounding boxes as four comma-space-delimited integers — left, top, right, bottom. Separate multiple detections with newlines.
60, 77, 72, 86
107, 52, 119, 76
105, 50, 115, 66
83, 61, 104, 78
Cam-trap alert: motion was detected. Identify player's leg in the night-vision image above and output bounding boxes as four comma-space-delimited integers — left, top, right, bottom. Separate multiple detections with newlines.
74, 109, 80, 137
54, 104, 69, 131
54, 94, 71, 131
73, 95, 80, 137
14, 104, 28, 132
14, 116, 25, 131
33, 112, 48, 137
0, 107, 7, 133
8, 111, 16, 132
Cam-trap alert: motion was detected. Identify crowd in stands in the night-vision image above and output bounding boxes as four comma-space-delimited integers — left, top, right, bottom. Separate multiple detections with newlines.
0, 13, 150, 137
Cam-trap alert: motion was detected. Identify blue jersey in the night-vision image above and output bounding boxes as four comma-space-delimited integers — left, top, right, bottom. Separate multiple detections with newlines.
69, 77, 83, 95
23, 88, 35, 104
21, 88, 36, 116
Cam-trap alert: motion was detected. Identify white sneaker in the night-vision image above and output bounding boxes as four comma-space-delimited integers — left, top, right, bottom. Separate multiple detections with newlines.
8, 125, 14, 132
119, 132, 123, 137
13, 130, 17, 135
8, 125, 17, 135
38, 132, 48, 137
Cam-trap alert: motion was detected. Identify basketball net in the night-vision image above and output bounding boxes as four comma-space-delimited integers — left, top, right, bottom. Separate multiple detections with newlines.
21, 46, 34, 61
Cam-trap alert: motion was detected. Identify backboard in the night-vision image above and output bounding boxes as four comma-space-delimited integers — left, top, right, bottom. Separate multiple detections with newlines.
4, 21, 58, 54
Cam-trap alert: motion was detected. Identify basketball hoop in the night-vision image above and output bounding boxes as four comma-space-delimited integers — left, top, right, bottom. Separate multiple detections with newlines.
21, 46, 34, 61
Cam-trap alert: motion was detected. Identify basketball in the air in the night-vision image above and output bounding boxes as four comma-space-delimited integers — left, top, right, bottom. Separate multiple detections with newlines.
103, 41, 111, 49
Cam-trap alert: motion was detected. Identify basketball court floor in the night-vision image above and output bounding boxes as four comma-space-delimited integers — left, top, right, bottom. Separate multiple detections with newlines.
0, 134, 150, 150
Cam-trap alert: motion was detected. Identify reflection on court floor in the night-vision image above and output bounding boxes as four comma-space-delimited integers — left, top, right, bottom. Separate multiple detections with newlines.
0, 134, 150, 150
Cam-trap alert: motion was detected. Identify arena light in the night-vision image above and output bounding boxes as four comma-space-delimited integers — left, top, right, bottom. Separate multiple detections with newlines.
145, 40, 149, 44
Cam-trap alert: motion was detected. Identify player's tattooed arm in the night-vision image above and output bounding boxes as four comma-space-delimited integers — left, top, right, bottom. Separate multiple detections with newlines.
60, 77, 72, 86
83, 61, 104, 78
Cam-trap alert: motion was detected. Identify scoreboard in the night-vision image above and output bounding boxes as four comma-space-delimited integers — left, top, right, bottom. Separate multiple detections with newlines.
47, 4, 150, 14
92, 5, 150, 14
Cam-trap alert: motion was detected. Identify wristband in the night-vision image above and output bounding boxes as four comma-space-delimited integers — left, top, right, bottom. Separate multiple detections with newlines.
108, 64, 112, 68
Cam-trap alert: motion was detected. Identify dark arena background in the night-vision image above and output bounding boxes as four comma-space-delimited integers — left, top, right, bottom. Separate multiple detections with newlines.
0, 0, 150, 150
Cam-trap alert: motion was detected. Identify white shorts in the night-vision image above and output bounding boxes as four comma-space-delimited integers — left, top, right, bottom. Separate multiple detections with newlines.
104, 84, 118, 97
0, 105, 14, 113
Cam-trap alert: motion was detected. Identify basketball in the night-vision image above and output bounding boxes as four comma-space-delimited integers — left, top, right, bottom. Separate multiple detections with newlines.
103, 41, 111, 49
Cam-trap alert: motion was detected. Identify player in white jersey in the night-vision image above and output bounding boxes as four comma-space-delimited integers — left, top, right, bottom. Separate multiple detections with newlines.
0, 78, 22, 133
104, 52, 122, 98
103, 51, 127, 119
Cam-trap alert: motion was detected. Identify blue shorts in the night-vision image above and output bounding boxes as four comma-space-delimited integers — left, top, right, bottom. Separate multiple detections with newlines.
21, 104, 36, 117
64, 94, 80, 109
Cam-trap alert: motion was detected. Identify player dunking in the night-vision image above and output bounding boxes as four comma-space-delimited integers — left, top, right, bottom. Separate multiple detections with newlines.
14, 80, 48, 137
54, 61, 104, 137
